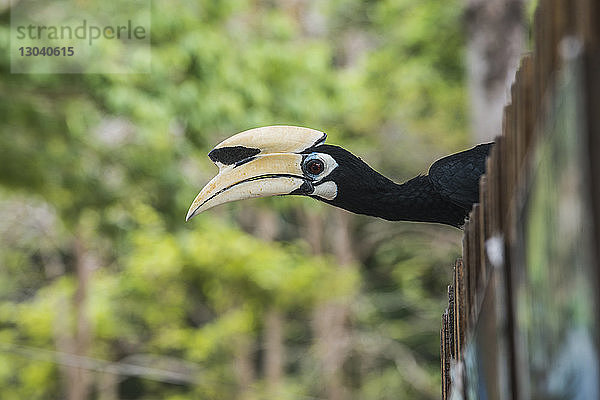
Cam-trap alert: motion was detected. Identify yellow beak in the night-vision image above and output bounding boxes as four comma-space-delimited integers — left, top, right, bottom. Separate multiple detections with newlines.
186, 126, 326, 221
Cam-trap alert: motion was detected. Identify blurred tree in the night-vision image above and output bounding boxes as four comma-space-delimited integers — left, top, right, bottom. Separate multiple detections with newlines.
464, 0, 527, 142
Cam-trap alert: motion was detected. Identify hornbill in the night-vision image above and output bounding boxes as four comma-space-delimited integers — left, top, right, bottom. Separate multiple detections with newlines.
186, 126, 493, 228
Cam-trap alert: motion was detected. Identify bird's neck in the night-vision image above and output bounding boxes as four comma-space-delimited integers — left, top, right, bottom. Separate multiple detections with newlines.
387, 176, 466, 225
335, 173, 467, 227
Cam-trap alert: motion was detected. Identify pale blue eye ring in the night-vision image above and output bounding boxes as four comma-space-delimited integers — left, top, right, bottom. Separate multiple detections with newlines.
302, 154, 325, 177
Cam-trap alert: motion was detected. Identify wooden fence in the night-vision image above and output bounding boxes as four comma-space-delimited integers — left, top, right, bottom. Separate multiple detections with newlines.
441, 0, 600, 398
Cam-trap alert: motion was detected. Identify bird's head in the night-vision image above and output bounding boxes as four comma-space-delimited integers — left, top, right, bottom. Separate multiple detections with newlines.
186, 125, 389, 221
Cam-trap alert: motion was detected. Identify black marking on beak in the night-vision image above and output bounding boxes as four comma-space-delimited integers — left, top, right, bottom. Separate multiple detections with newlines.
290, 180, 313, 195
235, 156, 258, 167
313, 132, 327, 147
208, 146, 261, 165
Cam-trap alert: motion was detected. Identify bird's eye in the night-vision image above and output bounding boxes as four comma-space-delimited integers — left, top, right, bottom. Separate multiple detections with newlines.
305, 159, 325, 176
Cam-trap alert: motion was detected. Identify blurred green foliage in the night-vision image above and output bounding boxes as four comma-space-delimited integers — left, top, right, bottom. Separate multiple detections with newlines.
0, 0, 466, 399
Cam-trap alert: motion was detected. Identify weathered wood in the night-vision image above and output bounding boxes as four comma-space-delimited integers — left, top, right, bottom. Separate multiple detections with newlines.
448, 285, 456, 361
441, 311, 450, 399
454, 258, 465, 362
440, 0, 600, 397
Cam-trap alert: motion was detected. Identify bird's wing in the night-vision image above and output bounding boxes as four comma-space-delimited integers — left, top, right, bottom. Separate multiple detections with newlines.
428, 143, 494, 210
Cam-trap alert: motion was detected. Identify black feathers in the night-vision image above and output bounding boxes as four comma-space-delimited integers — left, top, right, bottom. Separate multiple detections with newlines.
428, 143, 493, 210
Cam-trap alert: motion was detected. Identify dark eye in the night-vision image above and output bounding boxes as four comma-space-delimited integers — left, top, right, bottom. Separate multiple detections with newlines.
305, 159, 324, 175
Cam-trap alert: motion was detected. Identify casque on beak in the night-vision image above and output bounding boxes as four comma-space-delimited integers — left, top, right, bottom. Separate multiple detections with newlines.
185, 125, 326, 221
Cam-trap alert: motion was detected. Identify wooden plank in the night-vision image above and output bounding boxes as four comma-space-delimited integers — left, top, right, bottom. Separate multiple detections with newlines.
455, 258, 465, 362
478, 179, 488, 285
521, 56, 534, 151
441, 312, 450, 399
580, 0, 600, 368
448, 285, 456, 360
462, 225, 471, 333
468, 212, 478, 326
